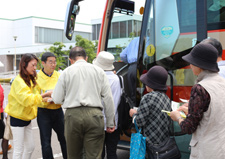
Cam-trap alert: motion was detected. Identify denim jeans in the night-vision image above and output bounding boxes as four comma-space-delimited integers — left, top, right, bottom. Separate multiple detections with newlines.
37, 107, 67, 159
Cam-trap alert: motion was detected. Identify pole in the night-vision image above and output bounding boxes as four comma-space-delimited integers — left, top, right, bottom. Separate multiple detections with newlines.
13, 36, 17, 76
196, 0, 207, 42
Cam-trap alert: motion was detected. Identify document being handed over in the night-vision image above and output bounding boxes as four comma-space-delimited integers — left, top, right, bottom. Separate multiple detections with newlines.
162, 100, 187, 118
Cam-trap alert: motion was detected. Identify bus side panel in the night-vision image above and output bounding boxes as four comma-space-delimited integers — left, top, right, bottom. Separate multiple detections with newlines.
175, 134, 192, 158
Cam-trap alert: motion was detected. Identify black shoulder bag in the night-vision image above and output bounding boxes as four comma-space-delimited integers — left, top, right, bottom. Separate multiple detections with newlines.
147, 120, 181, 159
117, 75, 134, 133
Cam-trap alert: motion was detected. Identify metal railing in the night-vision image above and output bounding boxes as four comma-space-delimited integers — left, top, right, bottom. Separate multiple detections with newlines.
0, 70, 19, 79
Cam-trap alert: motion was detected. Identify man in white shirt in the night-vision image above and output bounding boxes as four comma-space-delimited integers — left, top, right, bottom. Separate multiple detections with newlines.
52, 46, 115, 159
93, 51, 122, 159
58, 67, 63, 73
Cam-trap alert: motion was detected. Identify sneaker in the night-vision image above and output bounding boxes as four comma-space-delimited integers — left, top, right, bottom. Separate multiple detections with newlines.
0, 144, 12, 154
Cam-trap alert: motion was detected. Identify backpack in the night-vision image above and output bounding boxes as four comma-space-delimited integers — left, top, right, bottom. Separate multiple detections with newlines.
117, 75, 134, 133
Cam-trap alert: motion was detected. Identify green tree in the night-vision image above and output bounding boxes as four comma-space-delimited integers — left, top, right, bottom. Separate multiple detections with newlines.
115, 45, 122, 61
75, 35, 97, 63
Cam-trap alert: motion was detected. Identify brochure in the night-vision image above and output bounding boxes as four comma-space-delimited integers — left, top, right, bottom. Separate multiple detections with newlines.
161, 110, 186, 118
161, 100, 187, 118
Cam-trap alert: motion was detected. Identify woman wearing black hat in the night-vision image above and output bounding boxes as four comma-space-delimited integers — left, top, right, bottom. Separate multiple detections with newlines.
170, 43, 225, 159
129, 65, 172, 158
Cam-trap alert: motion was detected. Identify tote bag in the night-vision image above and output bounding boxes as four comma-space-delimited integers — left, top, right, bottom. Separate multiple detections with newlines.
130, 119, 146, 159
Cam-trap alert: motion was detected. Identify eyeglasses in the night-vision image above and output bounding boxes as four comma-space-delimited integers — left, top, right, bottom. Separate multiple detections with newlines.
47, 60, 56, 65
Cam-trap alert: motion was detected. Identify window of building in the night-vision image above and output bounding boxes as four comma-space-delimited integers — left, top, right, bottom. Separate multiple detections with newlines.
97, 24, 101, 40
109, 24, 112, 39
112, 22, 120, 38
92, 25, 97, 40
128, 20, 133, 37
92, 24, 101, 40
36, 27, 63, 44
35, 27, 91, 43
137, 21, 142, 36
120, 21, 127, 38
92, 19, 142, 41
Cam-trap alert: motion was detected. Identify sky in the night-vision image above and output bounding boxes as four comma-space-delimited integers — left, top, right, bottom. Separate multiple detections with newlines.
0, 0, 106, 24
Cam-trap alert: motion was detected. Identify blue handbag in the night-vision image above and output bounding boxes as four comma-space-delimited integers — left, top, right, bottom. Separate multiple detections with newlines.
129, 119, 146, 159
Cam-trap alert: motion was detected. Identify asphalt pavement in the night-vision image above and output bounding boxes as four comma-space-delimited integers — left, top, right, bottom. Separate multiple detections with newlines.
0, 84, 130, 159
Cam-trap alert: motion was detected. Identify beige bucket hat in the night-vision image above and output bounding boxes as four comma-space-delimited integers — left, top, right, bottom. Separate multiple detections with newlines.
93, 51, 115, 70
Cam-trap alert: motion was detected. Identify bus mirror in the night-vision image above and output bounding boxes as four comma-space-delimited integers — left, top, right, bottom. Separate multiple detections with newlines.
64, 0, 80, 40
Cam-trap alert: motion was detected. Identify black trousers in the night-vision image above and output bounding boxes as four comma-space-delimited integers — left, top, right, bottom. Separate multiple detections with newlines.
127, 63, 137, 105
0, 113, 5, 138
102, 129, 120, 159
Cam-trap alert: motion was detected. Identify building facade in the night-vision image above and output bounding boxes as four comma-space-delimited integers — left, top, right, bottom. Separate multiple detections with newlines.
0, 14, 142, 73
0, 16, 92, 73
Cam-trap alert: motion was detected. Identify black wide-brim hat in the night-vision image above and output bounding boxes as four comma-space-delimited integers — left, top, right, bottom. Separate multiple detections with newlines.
182, 43, 219, 72
140, 66, 168, 91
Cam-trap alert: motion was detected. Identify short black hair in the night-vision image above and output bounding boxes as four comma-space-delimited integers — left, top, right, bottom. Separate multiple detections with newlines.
69, 46, 86, 60
201, 38, 223, 57
41, 52, 56, 62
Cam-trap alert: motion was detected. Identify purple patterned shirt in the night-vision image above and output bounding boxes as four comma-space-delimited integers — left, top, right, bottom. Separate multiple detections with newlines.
180, 84, 210, 134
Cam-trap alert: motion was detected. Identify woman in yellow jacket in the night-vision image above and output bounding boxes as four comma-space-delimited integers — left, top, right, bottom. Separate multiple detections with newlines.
5, 54, 51, 159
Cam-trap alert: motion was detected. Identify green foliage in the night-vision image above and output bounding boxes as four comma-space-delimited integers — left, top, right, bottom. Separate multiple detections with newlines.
75, 35, 97, 63
40, 35, 97, 70
129, 32, 135, 38
115, 45, 122, 61
36, 58, 42, 70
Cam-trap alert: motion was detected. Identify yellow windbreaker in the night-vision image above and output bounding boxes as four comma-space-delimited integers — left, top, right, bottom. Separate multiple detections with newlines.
5, 75, 42, 121
37, 70, 61, 109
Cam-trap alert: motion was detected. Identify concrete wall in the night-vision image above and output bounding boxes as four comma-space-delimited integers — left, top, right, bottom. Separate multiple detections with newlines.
0, 55, 13, 72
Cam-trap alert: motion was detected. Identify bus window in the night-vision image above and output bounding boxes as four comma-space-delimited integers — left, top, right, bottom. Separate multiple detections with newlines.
208, 0, 225, 23
142, 0, 198, 102
178, 0, 225, 32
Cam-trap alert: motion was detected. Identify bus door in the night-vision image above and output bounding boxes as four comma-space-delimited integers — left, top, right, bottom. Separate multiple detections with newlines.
138, 0, 200, 158
103, 0, 146, 149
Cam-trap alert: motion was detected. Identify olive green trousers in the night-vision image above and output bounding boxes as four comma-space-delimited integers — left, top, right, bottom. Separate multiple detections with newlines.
65, 107, 105, 159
